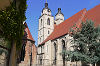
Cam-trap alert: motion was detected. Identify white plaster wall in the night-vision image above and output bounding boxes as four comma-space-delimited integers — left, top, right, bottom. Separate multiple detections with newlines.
37, 46, 41, 54
37, 34, 82, 66
42, 9, 51, 16
55, 14, 64, 25
55, 14, 64, 20
66, 34, 74, 51
37, 40, 53, 66
50, 34, 75, 66
38, 13, 54, 44
56, 37, 65, 66
55, 19, 64, 25
43, 40, 51, 65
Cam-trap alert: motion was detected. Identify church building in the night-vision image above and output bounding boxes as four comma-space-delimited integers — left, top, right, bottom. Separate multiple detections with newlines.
37, 2, 100, 66
19, 22, 37, 66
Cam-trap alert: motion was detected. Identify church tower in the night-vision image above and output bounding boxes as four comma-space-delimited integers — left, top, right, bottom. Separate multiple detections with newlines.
38, 2, 54, 44
55, 8, 64, 25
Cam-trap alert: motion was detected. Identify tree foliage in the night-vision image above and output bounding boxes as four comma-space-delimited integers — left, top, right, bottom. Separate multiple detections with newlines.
0, 0, 27, 50
65, 20, 100, 64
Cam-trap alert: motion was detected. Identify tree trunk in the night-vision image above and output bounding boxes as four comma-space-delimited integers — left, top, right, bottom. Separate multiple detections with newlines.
76, 61, 77, 66
9, 40, 16, 66
96, 62, 100, 66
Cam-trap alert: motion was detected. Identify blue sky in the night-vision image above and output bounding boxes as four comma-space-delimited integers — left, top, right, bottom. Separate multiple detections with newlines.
25, 0, 100, 45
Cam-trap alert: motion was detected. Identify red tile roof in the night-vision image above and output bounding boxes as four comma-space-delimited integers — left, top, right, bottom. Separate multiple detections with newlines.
25, 23, 35, 42
39, 4, 100, 46
83, 4, 100, 26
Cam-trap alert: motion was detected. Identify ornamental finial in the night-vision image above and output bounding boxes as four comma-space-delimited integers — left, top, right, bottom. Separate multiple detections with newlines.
46, 0, 47, 3
45, 0, 48, 8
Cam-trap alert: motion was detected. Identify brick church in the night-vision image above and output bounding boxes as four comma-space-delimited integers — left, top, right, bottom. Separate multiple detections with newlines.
19, 22, 37, 66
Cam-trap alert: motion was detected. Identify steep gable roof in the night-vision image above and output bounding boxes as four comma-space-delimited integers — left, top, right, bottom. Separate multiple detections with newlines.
27, 27, 35, 41
83, 4, 100, 26
24, 23, 35, 42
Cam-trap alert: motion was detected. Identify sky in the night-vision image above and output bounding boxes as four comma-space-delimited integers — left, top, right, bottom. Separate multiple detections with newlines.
25, 0, 100, 46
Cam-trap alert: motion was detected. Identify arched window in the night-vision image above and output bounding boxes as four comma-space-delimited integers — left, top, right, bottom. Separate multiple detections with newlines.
54, 42, 57, 65
47, 18, 50, 25
62, 40, 66, 66
62, 40, 66, 50
41, 19, 42, 26
48, 30, 49, 34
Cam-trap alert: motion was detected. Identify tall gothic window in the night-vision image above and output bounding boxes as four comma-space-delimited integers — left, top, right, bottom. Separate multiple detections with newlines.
48, 30, 49, 34
47, 18, 50, 25
62, 40, 66, 66
54, 42, 57, 65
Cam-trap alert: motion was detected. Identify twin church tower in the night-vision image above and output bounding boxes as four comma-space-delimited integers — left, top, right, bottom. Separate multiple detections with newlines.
38, 2, 64, 44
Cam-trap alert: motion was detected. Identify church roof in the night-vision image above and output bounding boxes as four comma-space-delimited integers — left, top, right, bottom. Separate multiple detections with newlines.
27, 27, 35, 41
24, 23, 35, 42
39, 4, 100, 46
83, 4, 100, 27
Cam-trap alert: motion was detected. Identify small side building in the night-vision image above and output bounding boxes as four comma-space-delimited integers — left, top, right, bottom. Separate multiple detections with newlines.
18, 22, 37, 66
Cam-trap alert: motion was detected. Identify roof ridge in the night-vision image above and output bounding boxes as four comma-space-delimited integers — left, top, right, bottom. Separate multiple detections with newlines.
88, 4, 100, 12
24, 23, 35, 42
76, 8, 87, 28
54, 8, 87, 30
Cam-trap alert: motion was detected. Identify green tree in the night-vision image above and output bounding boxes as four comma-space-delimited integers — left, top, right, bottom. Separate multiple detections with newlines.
65, 20, 100, 66
0, 0, 27, 66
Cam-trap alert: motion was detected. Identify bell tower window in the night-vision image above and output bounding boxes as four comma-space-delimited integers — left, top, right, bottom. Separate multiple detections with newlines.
47, 18, 50, 25
48, 30, 49, 34
41, 19, 42, 26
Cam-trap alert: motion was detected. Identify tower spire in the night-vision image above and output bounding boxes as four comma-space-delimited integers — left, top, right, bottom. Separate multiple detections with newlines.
46, 0, 47, 3
45, 0, 48, 8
